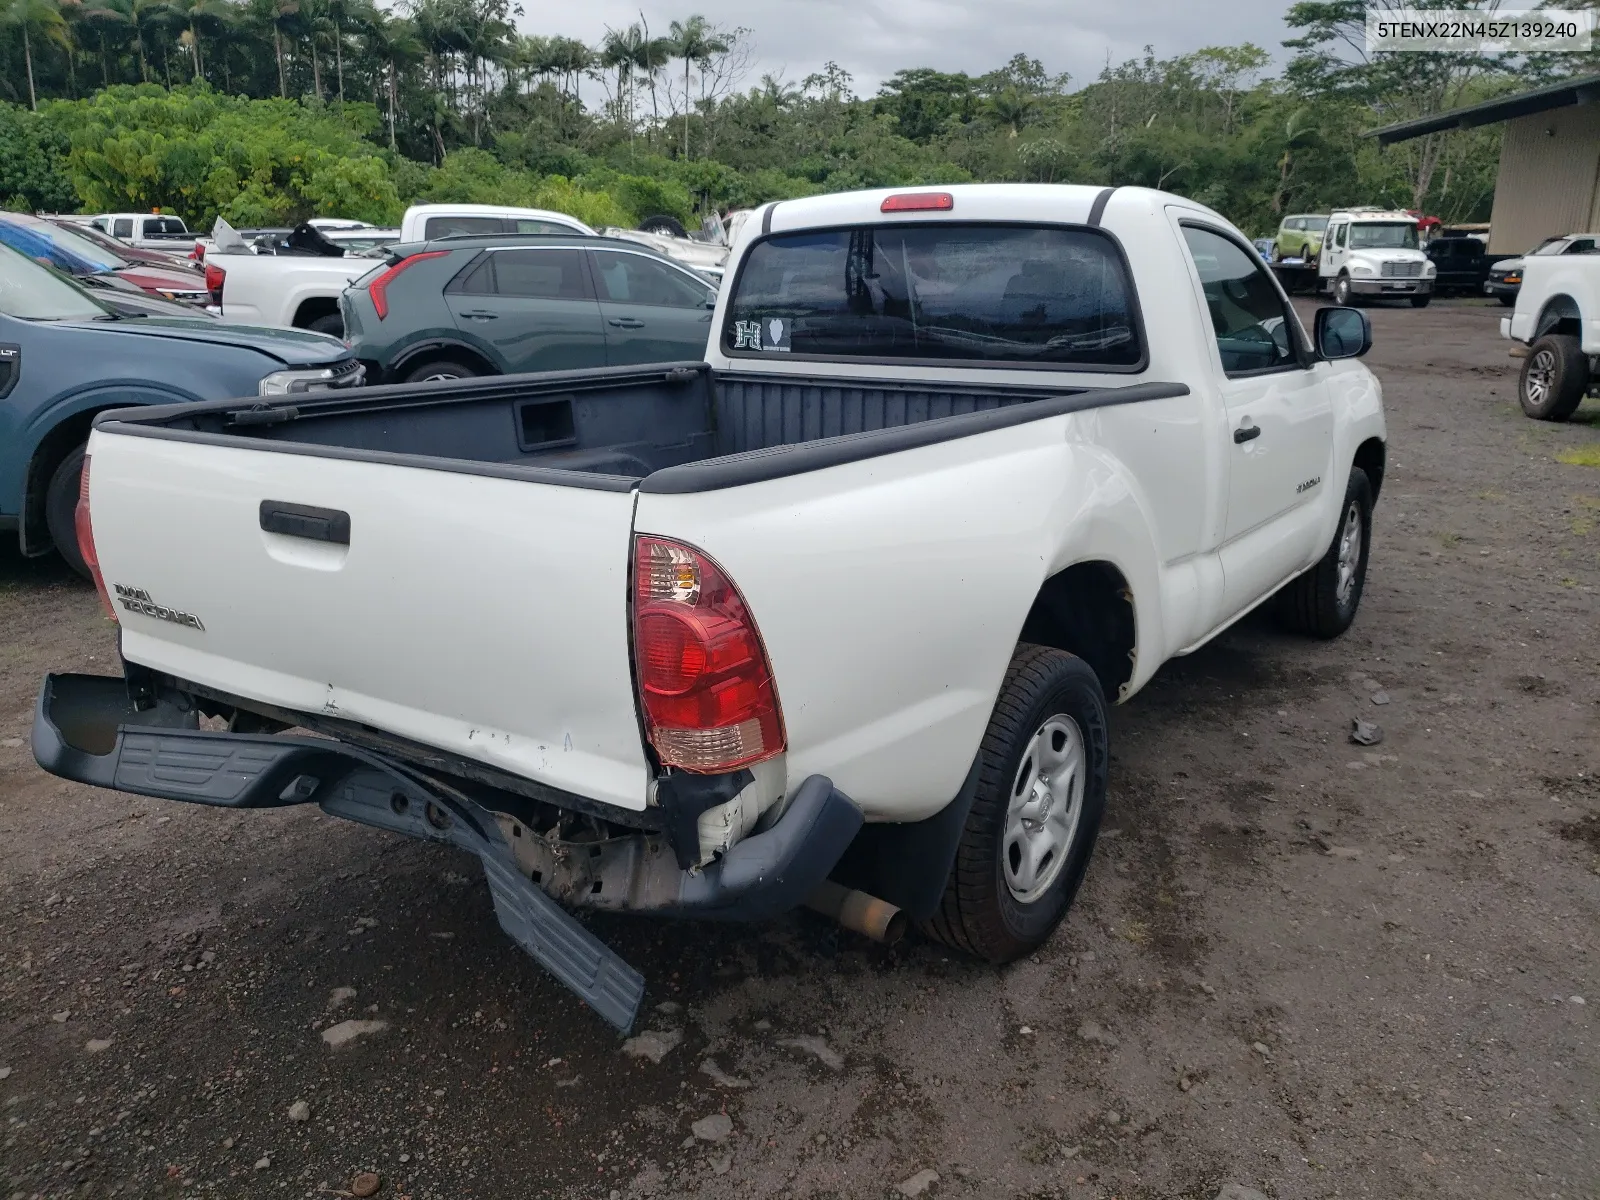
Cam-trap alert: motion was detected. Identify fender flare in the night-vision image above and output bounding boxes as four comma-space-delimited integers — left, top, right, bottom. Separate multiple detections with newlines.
1534, 293, 1582, 339
388, 337, 497, 380
18, 384, 198, 554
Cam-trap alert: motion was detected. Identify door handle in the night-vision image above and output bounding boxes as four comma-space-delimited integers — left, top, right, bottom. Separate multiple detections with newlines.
607, 317, 646, 329
462, 310, 498, 321
1233, 422, 1262, 445
260, 500, 350, 544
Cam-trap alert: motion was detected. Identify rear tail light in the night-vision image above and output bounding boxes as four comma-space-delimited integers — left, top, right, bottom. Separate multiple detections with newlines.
75, 456, 115, 621
632, 536, 784, 772
368, 250, 449, 320
204, 262, 225, 307
881, 191, 954, 213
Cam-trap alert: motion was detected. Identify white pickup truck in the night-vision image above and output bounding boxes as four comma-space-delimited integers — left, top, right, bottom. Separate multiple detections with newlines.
1503, 244, 1600, 419
91, 212, 196, 250
34, 183, 1387, 1031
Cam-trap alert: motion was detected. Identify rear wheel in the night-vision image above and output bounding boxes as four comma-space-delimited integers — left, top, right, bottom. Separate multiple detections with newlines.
1276, 467, 1372, 639
1410, 294, 1432, 308
45, 443, 89, 580
1519, 333, 1588, 420
403, 359, 479, 384
638, 214, 688, 238
307, 312, 343, 336
919, 645, 1108, 963
1497, 293, 1516, 307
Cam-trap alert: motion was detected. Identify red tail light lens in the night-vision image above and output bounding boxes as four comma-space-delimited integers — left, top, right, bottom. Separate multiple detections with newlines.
203, 262, 225, 307
368, 250, 449, 320
632, 536, 784, 772
881, 191, 954, 213
75, 456, 116, 621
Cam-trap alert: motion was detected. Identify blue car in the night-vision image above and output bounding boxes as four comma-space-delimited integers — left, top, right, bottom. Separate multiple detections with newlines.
0, 244, 362, 577
1253, 237, 1276, 263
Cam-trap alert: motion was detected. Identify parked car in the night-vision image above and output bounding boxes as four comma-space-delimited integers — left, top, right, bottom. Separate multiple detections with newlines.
46, 218, 202, 274
1485, 233, 1597, 306
89, 212, 196, 250
0, 212, 210, 306
1272, 212, 1329, 261
36, 183, 1387, 1032
202, 206, 593, 338
1425, 235, 1490, 294
1502, 238, 1600, 419
0, 243, 361, 578
340, 233, 718, 382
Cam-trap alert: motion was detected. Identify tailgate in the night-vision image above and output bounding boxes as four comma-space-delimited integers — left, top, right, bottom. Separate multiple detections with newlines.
86, 430, 651, 811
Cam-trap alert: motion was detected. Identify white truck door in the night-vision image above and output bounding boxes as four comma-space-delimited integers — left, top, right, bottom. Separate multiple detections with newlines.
1175, 222, 1336, 618
1321, 219, 1349, 285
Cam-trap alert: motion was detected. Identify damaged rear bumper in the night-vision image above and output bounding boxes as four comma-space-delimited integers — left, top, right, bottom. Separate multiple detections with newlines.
31, 672, 864, 1033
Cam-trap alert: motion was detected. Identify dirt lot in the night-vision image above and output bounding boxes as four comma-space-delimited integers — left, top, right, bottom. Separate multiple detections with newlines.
2, 299, 1598, 1200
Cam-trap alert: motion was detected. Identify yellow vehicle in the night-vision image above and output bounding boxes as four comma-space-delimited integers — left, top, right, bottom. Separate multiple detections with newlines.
1273, 213, 1329, 262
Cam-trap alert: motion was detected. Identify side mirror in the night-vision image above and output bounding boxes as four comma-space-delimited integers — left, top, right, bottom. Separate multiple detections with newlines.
1315, 306, 1372, 359
704, 292, 718, 309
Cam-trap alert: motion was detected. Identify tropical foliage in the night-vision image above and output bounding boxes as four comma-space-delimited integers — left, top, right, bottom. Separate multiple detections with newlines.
0, 0, 1563, 233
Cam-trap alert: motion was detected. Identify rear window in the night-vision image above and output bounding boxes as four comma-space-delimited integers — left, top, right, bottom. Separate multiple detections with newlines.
147, 217, 187, 235
723, 223, 1142, 368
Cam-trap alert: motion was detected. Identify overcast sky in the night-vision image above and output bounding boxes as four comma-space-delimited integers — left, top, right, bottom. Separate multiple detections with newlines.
539, 0, 1301, 99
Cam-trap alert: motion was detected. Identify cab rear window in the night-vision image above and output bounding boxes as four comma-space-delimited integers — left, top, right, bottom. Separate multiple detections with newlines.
723, 223, 1142, 368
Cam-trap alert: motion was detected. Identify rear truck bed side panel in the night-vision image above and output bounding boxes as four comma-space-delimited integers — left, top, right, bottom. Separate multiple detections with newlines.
634, 409, 1174, 826
86, 431, 653, 811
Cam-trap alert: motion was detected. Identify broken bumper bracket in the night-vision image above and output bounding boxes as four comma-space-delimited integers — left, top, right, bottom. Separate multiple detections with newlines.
31, 673, 863, 1034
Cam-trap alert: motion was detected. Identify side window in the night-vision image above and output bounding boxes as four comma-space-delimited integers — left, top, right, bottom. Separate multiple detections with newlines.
490, 249, 590, 299
1289, 218, 1304, 232
1181, 225, 1299, 375
1332, 223, 1348, 250
513, 218, 576, 234
593, 252, 714, 308
448, 255, 495, 294
112, 219, 133, 239
1566, 238, 1595, 254
424, 216, 506, 239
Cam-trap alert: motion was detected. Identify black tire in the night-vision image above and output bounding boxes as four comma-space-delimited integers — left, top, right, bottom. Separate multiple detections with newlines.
45, 443, 90, 580
403, 359, 478, 384
307, 312, 344, 336
638, 214, 688, 238
1409, 294, 1431, 308
1497, 293, 1516, 307
920, 645, 1108, 963
1333, 273, 1353, 306
1518, 333, 1588, 421
1276, 467, 1372, 639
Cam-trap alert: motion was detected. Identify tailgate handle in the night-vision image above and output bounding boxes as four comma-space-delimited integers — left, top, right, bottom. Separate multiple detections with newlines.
260, 500, 351, 545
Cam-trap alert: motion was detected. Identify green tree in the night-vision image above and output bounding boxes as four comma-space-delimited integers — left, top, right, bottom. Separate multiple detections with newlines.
668, 14, 730, 158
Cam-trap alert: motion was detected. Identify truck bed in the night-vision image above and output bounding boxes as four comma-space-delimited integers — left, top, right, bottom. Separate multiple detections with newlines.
98, 361, 1185, 494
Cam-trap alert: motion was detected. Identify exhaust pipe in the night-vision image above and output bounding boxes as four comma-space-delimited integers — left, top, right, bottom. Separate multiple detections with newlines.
805, 881, 907, 945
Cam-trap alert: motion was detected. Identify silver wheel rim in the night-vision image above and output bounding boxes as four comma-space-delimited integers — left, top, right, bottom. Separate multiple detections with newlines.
1003, 715, 1086, 904
1336, 277, 1349, 303
419, 371, 460, 382
1336, 499, 1363, 608
1526, 348, 1555, 406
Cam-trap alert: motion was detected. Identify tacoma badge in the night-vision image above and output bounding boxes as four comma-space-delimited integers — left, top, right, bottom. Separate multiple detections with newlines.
112, 584, 205, 631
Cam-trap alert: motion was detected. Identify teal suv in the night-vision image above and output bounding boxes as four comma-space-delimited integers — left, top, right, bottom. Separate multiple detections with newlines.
340, 233, 719, 382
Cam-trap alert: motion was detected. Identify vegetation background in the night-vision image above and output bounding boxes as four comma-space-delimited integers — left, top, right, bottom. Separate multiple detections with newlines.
0, 0, 1593, 236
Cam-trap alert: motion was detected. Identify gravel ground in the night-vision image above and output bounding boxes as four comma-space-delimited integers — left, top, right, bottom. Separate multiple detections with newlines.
1, 298, 1597, 1200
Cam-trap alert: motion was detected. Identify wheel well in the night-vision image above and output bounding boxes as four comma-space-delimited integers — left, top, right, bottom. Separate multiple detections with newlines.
1018, 561, 1136, 701
23, 409, 106, 553
291, 296, 340, 328
392, 342, 496, 380
1535, 294, 1582, 339
1353, 437, 1386, 502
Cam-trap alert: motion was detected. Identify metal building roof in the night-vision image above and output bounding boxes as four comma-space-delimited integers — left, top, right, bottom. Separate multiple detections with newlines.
1366, 74, 1600, 145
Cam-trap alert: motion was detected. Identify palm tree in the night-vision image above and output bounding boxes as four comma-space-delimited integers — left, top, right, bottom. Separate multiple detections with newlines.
241, 0, 299, 97
166, 0, 230, 81
361, 5, 422, 147
668, 15, 729, 158
2, 0, 70, 109
85, 0, 139, 84
599, 23, 643, 135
